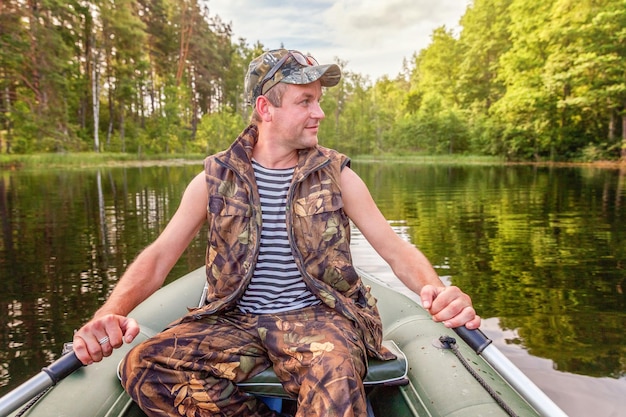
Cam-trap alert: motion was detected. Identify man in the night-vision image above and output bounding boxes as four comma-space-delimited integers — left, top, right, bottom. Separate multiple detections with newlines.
72, 49, 480, 417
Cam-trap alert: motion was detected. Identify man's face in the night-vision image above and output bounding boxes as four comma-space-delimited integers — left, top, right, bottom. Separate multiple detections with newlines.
268, 81, 325, 150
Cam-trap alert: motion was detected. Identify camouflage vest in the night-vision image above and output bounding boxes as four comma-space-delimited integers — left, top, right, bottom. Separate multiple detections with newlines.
191, 124, 392, 360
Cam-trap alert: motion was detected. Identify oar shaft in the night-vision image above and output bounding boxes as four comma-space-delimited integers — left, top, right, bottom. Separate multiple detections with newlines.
0, 373, 53, 417
454, 327, 568, 417
480, 345, 568, 417
0, 352, 83, 417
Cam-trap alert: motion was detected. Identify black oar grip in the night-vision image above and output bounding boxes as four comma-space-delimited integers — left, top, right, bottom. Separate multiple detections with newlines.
41, 352, 84, 385
453, 326, 492, 354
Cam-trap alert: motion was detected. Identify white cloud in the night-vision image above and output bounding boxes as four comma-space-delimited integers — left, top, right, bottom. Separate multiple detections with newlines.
208, 0, 469, 80
327, 0, 432, 38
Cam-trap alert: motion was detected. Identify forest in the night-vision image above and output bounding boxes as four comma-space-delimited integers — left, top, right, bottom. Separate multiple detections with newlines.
1, 0, 625, 161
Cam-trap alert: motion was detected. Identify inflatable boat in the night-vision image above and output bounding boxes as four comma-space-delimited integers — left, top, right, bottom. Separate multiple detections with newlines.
0, 266, 568, 417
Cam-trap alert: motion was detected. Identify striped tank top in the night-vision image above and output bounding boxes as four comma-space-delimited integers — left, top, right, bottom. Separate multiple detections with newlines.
237, 160, 320, 314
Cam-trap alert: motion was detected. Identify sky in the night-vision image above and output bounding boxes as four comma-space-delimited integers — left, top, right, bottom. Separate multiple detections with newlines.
208, 0, 471, 81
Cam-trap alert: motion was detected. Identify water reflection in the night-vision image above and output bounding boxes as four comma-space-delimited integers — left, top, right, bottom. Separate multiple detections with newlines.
352, 162, 626, 380
0, 165, 207, 393
0, 163, 625, 414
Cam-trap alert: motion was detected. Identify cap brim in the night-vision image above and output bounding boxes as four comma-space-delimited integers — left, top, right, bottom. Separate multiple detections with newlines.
282, 63, 342, 88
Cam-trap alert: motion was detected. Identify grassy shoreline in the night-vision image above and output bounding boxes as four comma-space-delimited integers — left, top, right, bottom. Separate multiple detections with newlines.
2, 152, 626, 170
0, 152, 206, 170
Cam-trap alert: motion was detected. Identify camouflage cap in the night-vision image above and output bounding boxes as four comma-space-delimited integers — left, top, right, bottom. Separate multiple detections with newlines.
245, 49, 341, 107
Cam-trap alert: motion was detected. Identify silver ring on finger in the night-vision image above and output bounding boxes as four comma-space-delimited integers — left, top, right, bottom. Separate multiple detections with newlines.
98, 336, 110, 345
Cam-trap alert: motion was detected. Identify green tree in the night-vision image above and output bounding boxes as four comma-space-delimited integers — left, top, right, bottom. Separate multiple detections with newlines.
542, 0, 610, 159
100, 0, 147, 152
491, 0, 557, 160
458, 0, 512, 112
3, 0, 626, 162
416, 27, 463, 108
196, 107, 245, 154
318, 58, 348, 151
336, 71, 376, 155
543, 0, 626, 160
4, 0, 82, 152
0, 0, 29, 153
400, 27, 471, 154
370, 76, 409, 153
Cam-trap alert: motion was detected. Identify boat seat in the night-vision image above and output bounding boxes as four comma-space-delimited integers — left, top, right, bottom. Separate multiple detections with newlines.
237, 340, 409, 398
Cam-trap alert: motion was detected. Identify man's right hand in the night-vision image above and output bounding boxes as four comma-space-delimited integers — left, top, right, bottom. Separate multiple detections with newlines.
72, 315, 140, 365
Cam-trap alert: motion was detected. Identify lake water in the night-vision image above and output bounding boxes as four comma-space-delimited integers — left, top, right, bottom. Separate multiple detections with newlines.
1, 161, 625, 416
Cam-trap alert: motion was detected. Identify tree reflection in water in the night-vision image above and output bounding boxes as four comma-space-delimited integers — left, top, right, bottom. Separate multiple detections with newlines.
0, 162, 624, 416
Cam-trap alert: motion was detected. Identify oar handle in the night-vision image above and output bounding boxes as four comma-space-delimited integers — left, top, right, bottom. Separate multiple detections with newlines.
42, 351, 84, 384
453, 326, 492, 354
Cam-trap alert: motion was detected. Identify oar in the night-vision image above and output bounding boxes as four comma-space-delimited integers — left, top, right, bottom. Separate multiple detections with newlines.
454, 326, 569, 417
0, 351, 83, 417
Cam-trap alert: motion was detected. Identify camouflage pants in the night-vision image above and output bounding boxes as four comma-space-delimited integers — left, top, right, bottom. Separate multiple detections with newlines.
120, 304, 369, 417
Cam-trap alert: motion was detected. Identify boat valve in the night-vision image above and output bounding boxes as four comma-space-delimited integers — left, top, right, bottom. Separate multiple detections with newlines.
438, 335, 457, 350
